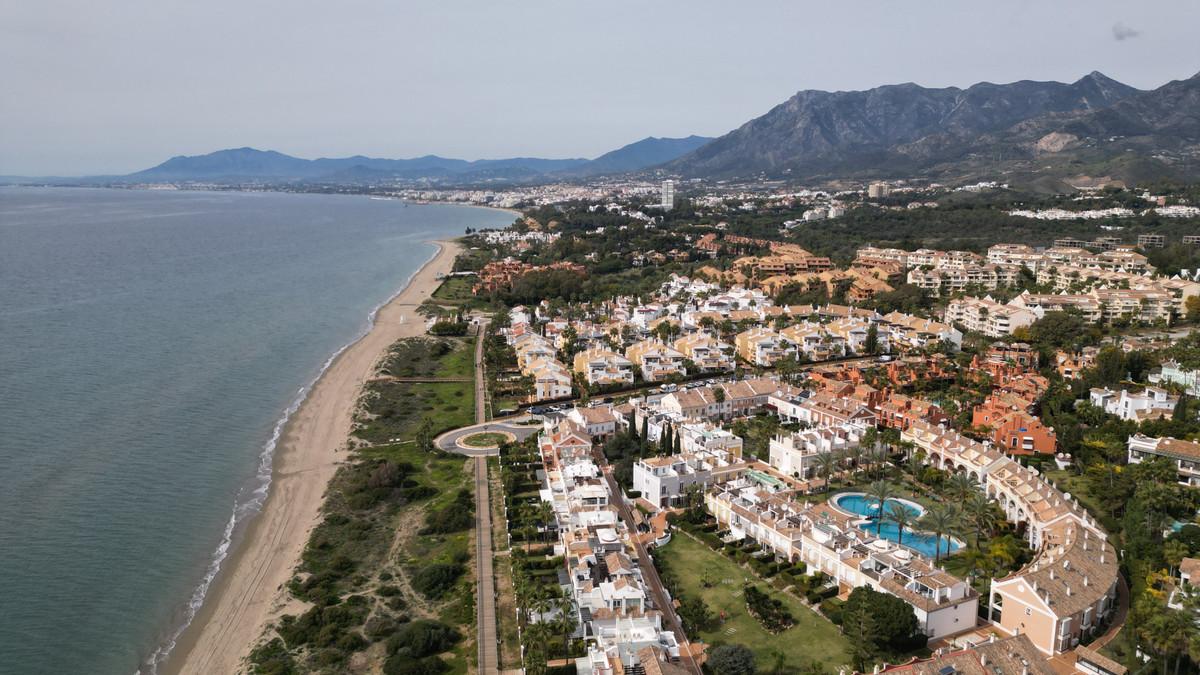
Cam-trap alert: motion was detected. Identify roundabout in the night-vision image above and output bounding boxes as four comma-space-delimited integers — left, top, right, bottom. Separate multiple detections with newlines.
434, 418, 541, 456
459, 431, 515, 450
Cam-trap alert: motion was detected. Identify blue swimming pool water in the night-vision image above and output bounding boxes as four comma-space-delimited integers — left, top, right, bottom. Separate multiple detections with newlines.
833, 493, 961, 558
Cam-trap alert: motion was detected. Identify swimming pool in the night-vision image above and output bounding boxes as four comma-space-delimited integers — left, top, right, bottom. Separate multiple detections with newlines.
832, 493, 961, 559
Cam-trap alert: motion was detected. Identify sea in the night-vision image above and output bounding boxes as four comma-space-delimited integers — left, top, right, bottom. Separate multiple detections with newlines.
0, 187, 513, 675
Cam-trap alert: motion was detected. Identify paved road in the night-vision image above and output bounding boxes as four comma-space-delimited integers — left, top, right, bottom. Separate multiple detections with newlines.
471, 322, 500, 675
592, 447, 703, 675
435, 421, 541, 456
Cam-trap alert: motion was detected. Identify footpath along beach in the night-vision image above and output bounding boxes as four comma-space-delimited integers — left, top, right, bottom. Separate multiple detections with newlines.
165, 239, 462, 675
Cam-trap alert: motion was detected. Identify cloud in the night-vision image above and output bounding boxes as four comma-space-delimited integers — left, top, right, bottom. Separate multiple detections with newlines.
1111, 22, 1140, 41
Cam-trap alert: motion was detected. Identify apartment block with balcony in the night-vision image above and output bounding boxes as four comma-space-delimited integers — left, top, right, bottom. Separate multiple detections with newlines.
1127, 434, 1200, 487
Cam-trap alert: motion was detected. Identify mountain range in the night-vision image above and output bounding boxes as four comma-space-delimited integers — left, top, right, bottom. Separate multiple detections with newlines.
125, 135, 713, 184
666, 70, 1200, 186
17, 70, 1200, 189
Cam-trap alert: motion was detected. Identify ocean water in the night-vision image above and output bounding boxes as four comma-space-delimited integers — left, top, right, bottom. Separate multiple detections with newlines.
0, 187, 512, 675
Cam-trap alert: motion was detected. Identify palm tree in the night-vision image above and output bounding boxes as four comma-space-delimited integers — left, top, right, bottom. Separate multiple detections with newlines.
919, 503, 961, 562
885, 502, 916, 546
964, 492, 998, 549
555, 587, 576, 659
843, 444, 864, 480
871, 445, 891, 480
530, 589, 554, 625
867, 480, 897, 534
946, 472, 979, 502
537, 501, 555, 544
814, 452, 839, 492
1142, 607, 1196, 675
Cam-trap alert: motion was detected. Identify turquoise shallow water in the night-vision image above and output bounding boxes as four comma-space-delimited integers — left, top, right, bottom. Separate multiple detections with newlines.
0, 187, 512, 675
833, 493, 961, 558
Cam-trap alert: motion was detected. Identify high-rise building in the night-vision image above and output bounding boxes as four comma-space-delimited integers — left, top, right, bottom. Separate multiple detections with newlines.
661, 180, 675, 210
867, 181, 891, 199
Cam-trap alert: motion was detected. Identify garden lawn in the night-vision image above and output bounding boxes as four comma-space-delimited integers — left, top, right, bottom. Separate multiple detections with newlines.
431, 276, 478, 306
658, 534, 851, 672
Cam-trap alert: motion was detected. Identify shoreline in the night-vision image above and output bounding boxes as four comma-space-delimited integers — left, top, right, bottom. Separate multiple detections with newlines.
161, 238, 463, 675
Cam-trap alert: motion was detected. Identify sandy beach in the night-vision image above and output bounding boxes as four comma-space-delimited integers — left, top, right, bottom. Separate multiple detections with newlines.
165, 239, 462, 675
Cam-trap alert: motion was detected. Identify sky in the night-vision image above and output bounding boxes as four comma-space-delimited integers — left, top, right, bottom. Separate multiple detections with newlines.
2, 0, 1199, 176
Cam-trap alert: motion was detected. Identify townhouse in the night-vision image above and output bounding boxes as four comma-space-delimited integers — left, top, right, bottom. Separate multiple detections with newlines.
735, 327, 797, 366
1089, 386, 1178, 422
944, 296, 1039, 337
768, 424, 865, 480
573, 347, 635, 386
625, 339, 687, 382
1127, 434, 1200, 487
673, 332, 735, 372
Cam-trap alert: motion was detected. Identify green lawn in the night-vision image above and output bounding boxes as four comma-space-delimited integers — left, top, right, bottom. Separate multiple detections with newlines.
658, 533, 851, 673
432, 276, 477, 306
462, 432, 508, 448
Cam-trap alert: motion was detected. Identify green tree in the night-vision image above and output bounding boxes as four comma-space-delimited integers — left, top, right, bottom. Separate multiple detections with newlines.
677, 596, 713, 637
842, 606, 879, 673
843, 586, 923, 654
865, 323, 880, 355
708, 643, 756, 675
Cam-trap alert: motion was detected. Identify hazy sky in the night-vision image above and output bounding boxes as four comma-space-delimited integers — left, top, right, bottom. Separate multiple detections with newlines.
3, 0, 1198, 175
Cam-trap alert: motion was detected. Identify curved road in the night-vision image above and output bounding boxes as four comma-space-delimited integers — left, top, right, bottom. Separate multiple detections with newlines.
436, 420, 541, 456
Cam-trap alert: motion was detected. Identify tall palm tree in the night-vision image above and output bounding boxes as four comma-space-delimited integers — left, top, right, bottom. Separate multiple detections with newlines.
964, 492, 998, 549
537, 501, 556, 543
842, 444, 863, 481
556, 587, 576, 659
1142, 607, 1196, 675
919, 503, 961, 562
872, 445, 891, 480
886, 502, 916, 546
814, 452, 839, 492
946, 472, 979, 503
866, 480, 897, 534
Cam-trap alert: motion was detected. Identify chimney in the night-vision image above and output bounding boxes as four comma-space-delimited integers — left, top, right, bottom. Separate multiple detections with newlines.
1084, 575, 1090, 587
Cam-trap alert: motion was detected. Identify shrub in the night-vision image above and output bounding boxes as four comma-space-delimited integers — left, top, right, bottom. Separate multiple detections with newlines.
410, 563, 465, 600
383, 655, 449, 675
387, 619, 461, 657
708, 643, 756, 675
821, 598, 846, 625
743, 584, 793, 632
248, 637, 296, 675
419, 489, 475, 534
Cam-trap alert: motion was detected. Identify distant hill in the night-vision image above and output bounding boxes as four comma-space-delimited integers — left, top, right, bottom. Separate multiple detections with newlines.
127, 148, 591, 183
664, 71, 1200, 184
123, 136, 710, 184
565, 135, 713, 176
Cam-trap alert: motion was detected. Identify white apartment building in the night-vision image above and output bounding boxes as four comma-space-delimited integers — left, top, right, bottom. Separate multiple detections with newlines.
944, 296, 1039, 337
573, 348, 635, 386
767, 424, 864, 480
1089, 386, 1178, 422
1127, 434, 1200, 487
